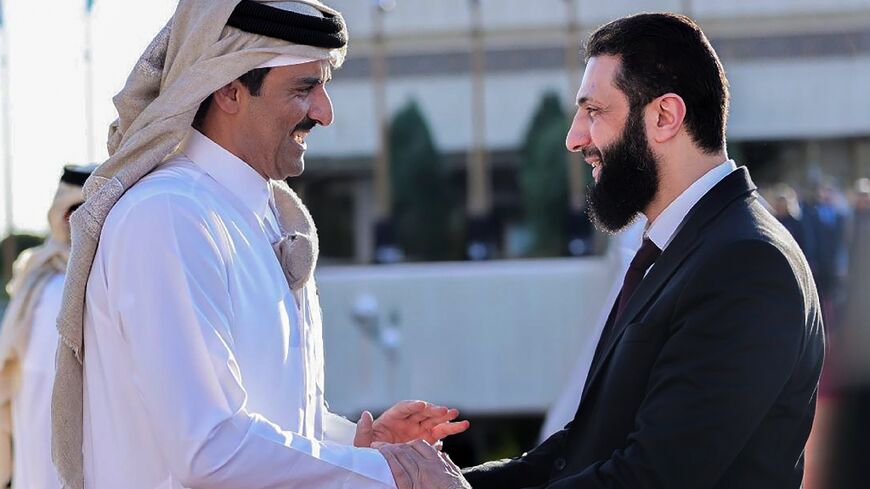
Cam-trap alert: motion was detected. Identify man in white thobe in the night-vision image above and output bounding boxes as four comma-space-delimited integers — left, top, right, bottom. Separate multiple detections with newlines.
0, 166, 92, 489
51, 2, 467, 489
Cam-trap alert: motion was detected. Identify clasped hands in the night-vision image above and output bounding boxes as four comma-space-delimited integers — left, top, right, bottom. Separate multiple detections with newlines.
353, 400, 471, 489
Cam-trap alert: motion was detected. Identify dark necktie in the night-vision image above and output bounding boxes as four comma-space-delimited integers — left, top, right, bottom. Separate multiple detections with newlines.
615, 238, 662, 321
590, 238, 662, 370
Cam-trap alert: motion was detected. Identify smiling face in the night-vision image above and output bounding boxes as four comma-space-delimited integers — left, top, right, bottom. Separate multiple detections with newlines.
233, 60, 334, 180
566, 55, 661, 233
567, 56, 628, 184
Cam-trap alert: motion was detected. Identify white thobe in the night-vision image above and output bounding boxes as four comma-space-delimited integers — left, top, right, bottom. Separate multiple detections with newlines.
12, 273, 64, 489
82, 130, 396, 489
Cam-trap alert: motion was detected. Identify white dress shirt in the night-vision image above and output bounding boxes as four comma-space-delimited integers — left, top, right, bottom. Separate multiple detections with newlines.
646, 160, 737, 252
82, 130, 396, 489
12, 273, 64, 489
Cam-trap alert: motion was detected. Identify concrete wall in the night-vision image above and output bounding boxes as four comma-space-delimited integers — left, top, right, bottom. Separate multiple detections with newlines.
316, 256, 617, 416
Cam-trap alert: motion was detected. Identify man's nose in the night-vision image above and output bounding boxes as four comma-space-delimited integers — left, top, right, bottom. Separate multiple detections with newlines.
309, 85, 334, 127
565, 110, 590, 153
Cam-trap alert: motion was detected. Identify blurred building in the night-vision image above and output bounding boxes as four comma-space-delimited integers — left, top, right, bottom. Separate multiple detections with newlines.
296, 0, 870, 262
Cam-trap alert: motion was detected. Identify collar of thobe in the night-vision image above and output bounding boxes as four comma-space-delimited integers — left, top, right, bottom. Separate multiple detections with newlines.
177, 128, 317, 292
645, 159, 737, 251
179, 129, 273, 223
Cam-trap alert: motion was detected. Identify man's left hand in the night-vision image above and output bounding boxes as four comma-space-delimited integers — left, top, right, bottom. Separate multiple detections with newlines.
354, 400, 470, 447
376, 440, 471, 489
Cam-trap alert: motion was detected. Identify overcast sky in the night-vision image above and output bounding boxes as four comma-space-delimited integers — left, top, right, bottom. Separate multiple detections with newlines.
0, 0, 178, 233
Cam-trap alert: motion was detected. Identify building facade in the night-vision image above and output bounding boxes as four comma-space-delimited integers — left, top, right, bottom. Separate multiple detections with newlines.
296, 0, 870, 262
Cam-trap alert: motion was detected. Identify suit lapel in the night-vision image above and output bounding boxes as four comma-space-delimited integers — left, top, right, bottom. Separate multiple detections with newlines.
580, 233, 703, 401
578, 167, 758, 408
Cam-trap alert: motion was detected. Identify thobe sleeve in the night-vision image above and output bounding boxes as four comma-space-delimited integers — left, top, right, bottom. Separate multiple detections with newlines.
323, 410, 358, 446
106, 195, 396, 489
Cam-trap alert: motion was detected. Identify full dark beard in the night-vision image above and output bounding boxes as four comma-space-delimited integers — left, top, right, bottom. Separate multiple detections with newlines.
586, 106, 660, 233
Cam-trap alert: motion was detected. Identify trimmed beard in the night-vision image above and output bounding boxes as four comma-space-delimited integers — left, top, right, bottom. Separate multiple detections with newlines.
586, 104, 660, 234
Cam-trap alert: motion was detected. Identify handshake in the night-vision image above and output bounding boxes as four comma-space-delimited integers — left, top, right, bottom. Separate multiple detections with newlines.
352, 400, 472, 489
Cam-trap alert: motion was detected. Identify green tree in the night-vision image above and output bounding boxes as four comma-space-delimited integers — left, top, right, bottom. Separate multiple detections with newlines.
389, 100, 456, 260
521, 92, 570, 256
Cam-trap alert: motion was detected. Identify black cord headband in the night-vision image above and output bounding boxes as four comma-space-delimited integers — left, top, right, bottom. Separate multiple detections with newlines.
227, 0, 347, 49
61, 165, 97, 187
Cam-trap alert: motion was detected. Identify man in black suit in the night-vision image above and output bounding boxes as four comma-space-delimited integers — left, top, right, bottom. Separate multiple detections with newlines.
375, 12, 825, 489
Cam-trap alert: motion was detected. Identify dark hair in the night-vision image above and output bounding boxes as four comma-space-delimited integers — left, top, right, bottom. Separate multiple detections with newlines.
585, 12, 729, 154
192, 67, 272, 130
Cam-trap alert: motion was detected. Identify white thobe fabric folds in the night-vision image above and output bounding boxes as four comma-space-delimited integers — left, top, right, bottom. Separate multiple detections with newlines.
12, 274, 64, 489
82, 130, 395, 489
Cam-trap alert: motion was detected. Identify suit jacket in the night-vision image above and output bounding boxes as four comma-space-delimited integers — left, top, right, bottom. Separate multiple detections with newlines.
464, 167, 825, 489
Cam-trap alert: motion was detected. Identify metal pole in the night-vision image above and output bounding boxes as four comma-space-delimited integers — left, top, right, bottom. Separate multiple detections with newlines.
467, 0, 490, 219
84, 10, 95, 162
372, 2, 391, 222
564, 0, 585, 213
370, 0, 403, 263
1, 17, 16, 283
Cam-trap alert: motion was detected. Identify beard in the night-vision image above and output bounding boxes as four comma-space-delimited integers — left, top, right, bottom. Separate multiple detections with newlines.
585, 106, 660, 234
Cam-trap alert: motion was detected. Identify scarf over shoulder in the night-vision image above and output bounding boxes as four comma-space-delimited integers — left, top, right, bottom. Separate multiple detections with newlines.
52, 2, 347, 487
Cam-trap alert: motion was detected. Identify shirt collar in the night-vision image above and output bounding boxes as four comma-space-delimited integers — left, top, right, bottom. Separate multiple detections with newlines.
646, 159, 737, 251
179, 129, 273, 221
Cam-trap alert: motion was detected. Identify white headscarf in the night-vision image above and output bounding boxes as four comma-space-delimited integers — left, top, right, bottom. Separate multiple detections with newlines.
52, 2, 346, 487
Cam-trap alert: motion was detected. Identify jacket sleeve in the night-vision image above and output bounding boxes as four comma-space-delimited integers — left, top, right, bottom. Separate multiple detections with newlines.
463, 424, 570, 489
545, 240, 816, 489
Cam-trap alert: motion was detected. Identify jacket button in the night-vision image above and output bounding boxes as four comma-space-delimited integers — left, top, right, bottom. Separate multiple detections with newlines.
554, 457, 567, 471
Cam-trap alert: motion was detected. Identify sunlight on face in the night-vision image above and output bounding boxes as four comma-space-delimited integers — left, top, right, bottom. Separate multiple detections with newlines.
236, 60, 334, 181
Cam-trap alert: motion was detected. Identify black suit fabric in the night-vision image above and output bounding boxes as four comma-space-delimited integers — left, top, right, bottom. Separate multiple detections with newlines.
464, 168, 825, 489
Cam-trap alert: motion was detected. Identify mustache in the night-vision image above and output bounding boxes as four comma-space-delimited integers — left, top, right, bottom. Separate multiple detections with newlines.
582, 146, 602, 159
294, 118, 317, 132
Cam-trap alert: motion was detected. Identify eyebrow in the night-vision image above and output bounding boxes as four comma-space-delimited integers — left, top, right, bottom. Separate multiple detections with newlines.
576, 95, 599, 107
298, 76, 326, 86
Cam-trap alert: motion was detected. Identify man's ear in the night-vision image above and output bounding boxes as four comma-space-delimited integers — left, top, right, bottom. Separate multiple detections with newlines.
649, 93, 686, 144
211, 80, 245, 115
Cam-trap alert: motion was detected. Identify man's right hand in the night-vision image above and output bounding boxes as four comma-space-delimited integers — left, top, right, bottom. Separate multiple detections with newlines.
354, 400, 470, 448
375, 440, 471, 489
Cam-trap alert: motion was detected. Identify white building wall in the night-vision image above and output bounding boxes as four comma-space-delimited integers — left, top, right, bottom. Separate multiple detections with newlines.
316, 257, 615, 414
728, 56, 870, 141
310, 55, 870, 157
311, 70, 571, 157
330, 0, 870, 39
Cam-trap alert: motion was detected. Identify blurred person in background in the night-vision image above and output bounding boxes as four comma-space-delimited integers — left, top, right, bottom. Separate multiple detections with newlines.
827, 177, 870, 489
840, 177, 870, 369
804, 179, 848, 332
50, 1, 466, 489
375, 12, 824, 489
0, 165, 93, 489
843, 178, 870, 331
771, 183, 812, 253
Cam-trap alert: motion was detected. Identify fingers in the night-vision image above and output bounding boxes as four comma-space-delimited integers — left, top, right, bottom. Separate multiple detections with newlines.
353, 410, 375, 448
408, 439, 440, 460
408, 405, 448, 426
377, 444, 415, 489
391, 400, 428, 419
431, 420, 471, 440
419, 407, 458, 430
